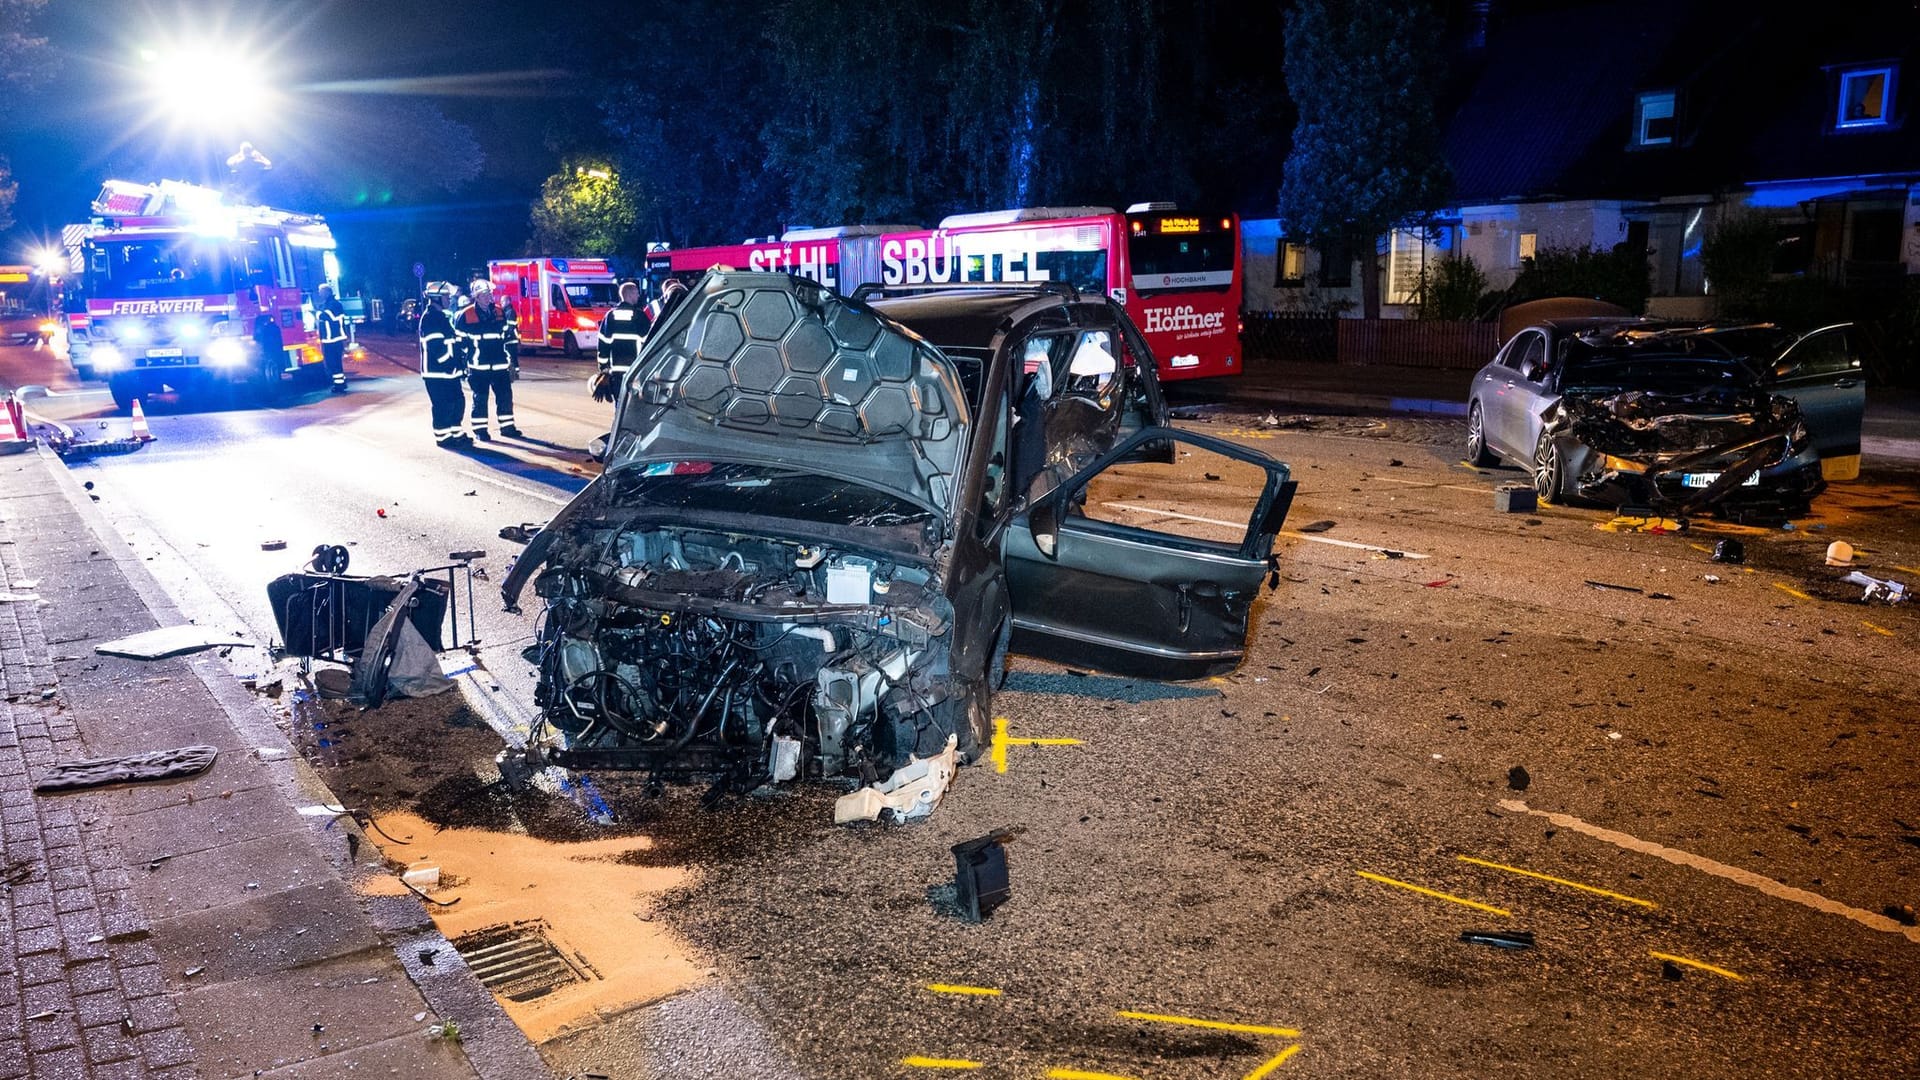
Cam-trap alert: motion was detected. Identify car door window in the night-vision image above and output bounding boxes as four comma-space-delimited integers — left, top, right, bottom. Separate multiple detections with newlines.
1774, 326, 1857, 380
1514, 333, 1548, 382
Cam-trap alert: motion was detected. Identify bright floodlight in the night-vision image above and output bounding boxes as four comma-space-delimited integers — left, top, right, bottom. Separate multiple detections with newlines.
33, 248, 63, 274
143, 46, 274, 133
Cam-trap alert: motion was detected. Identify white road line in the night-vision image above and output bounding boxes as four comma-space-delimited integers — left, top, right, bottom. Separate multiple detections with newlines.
1370, 475, 1494, 495
458, 469, 572, 506
1100, 501, 1432, 559
1499, 799, 1920, 945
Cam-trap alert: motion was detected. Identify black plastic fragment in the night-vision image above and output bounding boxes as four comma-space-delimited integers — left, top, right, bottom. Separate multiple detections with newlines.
1459, 930, 1535, 950
1711, 539, 1745, 564
952, 830, 1014, 923
1507, 766, 1531, 792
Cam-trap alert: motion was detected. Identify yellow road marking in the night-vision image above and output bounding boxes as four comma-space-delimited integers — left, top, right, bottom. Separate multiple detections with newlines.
1894, 565, 1920, 577
902, 1056, 983, 1069
1456, 855, 1657, 908
991, 717, 1084, 774
925, 984, 1002, 997
1863, 621, 1896, 637
1771, 582, 1813, 600
1355, 870, 1511, 916
1688, 542, 1714, 554
1243, 1045, 1304, 1079
1649, 951, 1745, 981
1046, 1070, 1140, 1080
1116, 1010, 1302, 1039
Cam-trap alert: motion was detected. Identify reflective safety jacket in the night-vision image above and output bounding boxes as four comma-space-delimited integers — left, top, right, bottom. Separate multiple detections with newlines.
418, 306, 462, 378
596, 301, 647, 375
453, 300, 514, 371
316, 299, 348, 345
500, 300, 520, 357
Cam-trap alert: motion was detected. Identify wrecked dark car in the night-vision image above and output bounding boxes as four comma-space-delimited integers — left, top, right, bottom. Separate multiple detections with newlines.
501, 272, 1294, 789
1466, 317, 1864, 514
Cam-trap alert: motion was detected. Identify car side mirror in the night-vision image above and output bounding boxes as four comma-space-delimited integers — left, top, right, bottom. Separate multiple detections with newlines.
1030, 497, 1061, 559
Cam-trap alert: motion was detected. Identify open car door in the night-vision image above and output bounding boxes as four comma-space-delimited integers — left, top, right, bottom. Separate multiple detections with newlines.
1004, 427, 1295, 680
1766, 324, 1865, 481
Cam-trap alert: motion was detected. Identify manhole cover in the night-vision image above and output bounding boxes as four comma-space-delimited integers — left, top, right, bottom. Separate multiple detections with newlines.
451, 919, 596, 1001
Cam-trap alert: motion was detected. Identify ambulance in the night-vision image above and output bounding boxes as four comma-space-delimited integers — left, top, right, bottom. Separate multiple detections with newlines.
487, 258, 619, 357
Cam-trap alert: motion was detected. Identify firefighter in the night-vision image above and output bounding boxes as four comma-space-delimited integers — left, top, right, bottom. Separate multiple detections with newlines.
499, 289, 521, 380
647, 275, 689, 328
418, 286, 469, 449
454, 280, 522, 440
315, 283, 349, 393
591, 280, 647, 403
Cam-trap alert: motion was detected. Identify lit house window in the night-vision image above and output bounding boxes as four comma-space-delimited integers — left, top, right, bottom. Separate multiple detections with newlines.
1387, 229, 1442, 305
1838, 66, 1895, 128
1518, 232, 1538, 264
1635, 91, 1676, 146
1278, 242, 1308, 286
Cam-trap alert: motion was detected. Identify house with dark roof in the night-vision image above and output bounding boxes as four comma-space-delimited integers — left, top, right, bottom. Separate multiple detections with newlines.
1244, 0, 1920, 317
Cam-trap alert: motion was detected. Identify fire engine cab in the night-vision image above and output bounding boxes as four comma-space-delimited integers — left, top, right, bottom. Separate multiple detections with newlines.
76, 179, 337, 412
487, 258, 618, 357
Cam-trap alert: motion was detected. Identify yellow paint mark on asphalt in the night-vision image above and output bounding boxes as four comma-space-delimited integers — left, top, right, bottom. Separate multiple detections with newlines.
1649, 951, 1745, 981
1863, 621, 1896, 637
925, 984, 1002, 997
1894, 565, 1920, 577
1355, 870, 1511, 916
1046, 1070, 1141, 1080
1456, 855, 1658, 909
1116, 1011, 1302, 1039
1771, 582, 1814, 600
991, 717, 1084, 775
1596, 515, 1684, 534
1243, 1045, 1304, 1079
902, 1056, 983, 1070
1688, 542, 1715, 554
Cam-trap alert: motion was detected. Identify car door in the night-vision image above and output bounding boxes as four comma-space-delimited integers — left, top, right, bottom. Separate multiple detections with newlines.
1765, 324, 1864, 479
1493, 330, 1552, 459
1003, 427, 1296, 680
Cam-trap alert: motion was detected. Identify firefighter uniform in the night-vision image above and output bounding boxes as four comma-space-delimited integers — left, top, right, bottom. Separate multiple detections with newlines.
419, 299, 468, 448
315, 286, 349, 393
500, 296, 521, 376
455, 291, 521, 439
594, 297, 647, 402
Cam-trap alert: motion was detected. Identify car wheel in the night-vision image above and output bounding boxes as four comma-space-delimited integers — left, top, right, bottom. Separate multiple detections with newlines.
562, 333, 581, 359
1466, 402, 1498, 466
107, 375, 140, 414
1533, 430, 1567, 504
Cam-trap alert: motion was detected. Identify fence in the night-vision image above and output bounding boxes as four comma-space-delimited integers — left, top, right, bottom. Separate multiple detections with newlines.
1242, 313, 1500, 370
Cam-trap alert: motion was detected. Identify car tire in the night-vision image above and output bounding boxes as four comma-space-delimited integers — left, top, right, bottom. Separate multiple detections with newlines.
107, 375, 141, 415
562, 333, 581, 359
1533, 430, 1567, 504
1466, 402, 1498, 466
73, 364, 94, 383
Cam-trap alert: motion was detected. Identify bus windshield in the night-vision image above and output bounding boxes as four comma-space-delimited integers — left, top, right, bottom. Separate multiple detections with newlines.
89, 238, 235, 298
1127, 229, 1236, 291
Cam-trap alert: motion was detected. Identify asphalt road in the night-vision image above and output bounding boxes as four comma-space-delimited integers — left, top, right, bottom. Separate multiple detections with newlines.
4, 335, 1918, 1080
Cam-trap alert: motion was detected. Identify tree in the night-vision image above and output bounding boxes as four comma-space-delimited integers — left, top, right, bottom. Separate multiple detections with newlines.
0, 0, 55, 231
1278, 0, 1451, 319
1700, 210, 1779, 319
1415, 253, 1489, 320
528, 159, 642, 259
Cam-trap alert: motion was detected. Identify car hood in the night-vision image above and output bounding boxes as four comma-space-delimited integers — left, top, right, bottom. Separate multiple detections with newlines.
606, 271, 970, 521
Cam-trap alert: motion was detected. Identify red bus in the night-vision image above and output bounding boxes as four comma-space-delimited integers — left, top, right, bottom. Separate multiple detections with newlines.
645, 204, 1243, 381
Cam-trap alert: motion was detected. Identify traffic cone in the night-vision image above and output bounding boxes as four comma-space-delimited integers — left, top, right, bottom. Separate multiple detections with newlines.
130, 397, 154, 442
0, 398, 30, 455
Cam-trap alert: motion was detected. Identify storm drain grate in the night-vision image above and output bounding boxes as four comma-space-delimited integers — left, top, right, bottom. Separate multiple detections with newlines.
450, 919, 596, 1002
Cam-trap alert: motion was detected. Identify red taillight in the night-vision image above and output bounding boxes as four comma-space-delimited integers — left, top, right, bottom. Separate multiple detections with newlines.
1220, 218, 1232, 229
1237, 318, 1245, 335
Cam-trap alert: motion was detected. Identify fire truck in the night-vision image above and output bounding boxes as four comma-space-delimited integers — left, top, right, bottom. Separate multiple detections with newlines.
487, 258, 618, 356
646, 204, 1244, 381
74, 179, 337, 412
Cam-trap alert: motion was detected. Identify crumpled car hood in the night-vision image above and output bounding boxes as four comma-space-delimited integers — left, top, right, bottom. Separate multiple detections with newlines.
1561, 383, 1800, 464
608, 272, 970, 521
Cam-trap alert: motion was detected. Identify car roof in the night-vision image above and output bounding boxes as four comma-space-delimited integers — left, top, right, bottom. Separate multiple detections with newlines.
866, 289, 1090, 353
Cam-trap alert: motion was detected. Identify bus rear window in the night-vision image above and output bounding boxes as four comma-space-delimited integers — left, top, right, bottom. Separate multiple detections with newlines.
1128, 232, 1236, 289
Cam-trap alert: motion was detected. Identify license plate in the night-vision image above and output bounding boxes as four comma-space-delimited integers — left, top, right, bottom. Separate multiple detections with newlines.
146, 347, 183, 358
1682, 471, 1762, 488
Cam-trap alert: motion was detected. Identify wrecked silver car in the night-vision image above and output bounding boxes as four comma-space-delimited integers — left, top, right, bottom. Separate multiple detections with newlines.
1467, 318, 1864, 514
501, 272, 1294, 787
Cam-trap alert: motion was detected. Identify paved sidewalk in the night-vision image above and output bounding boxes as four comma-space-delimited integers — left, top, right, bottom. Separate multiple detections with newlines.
1173, 361, 1920, 461
0, 445, 548, 1080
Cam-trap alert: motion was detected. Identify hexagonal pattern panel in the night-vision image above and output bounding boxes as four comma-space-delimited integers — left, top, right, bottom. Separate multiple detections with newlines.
741, 291, 797, 341
694, 311, 745, 362
783, 321, 836, 374
730, 344, 785, 393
